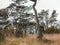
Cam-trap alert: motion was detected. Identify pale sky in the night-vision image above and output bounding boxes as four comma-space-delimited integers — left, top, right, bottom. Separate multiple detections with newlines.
0, 0, 60, 21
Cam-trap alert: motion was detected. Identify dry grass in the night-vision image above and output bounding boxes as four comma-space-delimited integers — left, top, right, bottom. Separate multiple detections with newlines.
0, 34, 60, 45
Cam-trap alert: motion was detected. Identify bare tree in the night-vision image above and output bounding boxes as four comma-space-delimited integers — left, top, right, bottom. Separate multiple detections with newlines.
31, 0, 43, 39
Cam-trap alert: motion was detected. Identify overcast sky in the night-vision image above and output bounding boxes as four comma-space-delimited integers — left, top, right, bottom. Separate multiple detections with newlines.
0, 0, 60, 21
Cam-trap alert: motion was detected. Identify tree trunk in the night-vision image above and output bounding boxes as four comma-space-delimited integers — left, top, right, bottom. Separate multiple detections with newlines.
46, 20, 48, 29
32, 0, 43, 40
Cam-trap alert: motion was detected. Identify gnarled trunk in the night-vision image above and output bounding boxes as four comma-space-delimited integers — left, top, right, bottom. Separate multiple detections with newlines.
32, 0, 43, 39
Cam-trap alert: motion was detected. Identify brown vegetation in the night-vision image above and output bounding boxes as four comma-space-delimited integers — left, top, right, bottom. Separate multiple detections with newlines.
0, 34, 60, 45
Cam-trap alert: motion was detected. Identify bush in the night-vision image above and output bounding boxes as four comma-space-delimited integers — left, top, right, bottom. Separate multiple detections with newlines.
44, 27, 60, 34
0, 29, 14, 40
0, 30, 5, 40
15, 30, 23, 37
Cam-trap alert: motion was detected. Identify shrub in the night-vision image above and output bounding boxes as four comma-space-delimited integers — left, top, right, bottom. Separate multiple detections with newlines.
44, 27, 60, 34
0, 29, 14, 40
0, 30, 5, 40
15, 30, 23, 37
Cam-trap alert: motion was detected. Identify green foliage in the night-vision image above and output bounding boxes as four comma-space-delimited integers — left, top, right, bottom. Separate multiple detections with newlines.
44, 27, 60, 34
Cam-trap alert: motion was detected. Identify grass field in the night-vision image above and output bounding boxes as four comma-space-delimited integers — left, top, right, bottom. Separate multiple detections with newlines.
0, 34, 60, 45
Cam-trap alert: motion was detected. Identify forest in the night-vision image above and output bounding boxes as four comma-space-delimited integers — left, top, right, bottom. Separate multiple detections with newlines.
0, 0, 60, 45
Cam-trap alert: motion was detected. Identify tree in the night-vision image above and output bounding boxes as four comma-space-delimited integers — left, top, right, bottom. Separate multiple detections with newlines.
0, 9, 9, 30
30, 0, 43, 39
49, 10, 58, 27
38, 10, 58, 30
38, 10, 49, 29
7, 0, 33, 37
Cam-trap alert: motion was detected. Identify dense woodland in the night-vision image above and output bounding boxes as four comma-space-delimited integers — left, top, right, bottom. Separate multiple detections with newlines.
0, 0, 60, 41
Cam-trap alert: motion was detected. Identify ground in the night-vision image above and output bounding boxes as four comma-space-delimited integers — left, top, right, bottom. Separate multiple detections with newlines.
0, 34, 60, 45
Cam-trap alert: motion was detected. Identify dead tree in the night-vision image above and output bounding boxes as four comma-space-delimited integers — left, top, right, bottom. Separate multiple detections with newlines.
30, 0, 43, 40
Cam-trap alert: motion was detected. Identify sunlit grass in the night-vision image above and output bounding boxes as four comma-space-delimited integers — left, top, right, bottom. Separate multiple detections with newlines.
0, 34, 54, 45
0, 37, 39, 45
0, 40, 10, 45
0, 37, 24, 45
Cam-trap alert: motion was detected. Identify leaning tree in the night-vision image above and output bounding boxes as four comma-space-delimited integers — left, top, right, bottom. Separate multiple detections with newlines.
30, 0, 43, 39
